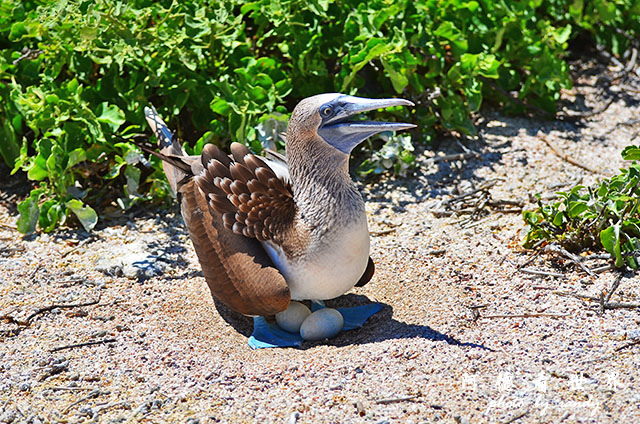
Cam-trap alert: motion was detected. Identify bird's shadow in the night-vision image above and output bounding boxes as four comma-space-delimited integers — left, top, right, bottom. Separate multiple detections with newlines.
213, 293, 491, 351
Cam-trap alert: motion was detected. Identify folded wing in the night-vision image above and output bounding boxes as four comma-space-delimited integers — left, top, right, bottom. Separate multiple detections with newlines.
144, 107, 291, 316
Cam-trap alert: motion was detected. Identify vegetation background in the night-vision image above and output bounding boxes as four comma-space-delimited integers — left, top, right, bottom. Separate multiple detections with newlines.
0, 0, 639, 263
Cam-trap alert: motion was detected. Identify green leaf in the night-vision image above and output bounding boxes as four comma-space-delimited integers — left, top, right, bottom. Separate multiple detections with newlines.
17, 189, 44, 234
477, 54, 500, 79
65, 199, 98, 232
600, 225, 623, 267
211, 98, 231, 116
341, 38, 395, 91
66, 148, 87, 169
568, 201, 588, 218
0, 120, 20, 166
434, 22, 468, 53
381, 58, 409, 93
105, 158, 126, 179
97, 103, 126, 130
553, 25, 572, 44
27, 160, 50, 182
552, 211, 565, 227
9, 20, 40, 40
622, 146, 640, 161
39, 199, 63, 233
569, 0, 584, 19
124, 165, 141, 198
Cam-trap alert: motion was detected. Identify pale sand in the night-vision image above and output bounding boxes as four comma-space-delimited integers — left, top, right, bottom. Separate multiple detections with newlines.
1, 67, 639, 423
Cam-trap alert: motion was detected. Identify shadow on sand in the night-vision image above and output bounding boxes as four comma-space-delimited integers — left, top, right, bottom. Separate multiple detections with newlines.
212, 293, 491, 351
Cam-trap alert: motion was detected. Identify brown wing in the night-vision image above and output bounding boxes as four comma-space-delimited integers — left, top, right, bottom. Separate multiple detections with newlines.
194, 142, 297, 244
355, 257, 375, 287
179, 178, 290, 316
144, 106, 290, 316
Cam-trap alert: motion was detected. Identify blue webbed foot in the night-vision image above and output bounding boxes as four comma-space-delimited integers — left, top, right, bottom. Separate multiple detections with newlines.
248, 302, 383, 348
312, 301, 383, 331
336, 303, 383, 330
248, 317, 303, 349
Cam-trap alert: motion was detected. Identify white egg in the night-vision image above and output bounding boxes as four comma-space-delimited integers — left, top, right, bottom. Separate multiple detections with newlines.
275, 301, 312, 333
300, 308, 344, 341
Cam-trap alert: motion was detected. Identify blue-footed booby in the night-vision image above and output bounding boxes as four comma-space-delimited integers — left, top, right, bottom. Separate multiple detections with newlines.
143, 94, 415, 348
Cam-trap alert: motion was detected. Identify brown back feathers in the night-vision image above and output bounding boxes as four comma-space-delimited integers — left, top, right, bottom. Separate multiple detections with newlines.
195, 143, 297, 245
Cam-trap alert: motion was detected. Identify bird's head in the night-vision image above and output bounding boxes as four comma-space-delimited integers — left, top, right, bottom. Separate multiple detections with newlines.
287, 93, 416, 155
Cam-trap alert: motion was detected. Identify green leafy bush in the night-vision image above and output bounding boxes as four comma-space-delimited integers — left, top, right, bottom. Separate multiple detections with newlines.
541, 0, 640, 57
1, 0, 638, 232
523, 146, 640, 269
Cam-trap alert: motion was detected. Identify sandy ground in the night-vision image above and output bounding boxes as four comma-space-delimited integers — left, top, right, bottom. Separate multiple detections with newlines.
1, 65, 640, 423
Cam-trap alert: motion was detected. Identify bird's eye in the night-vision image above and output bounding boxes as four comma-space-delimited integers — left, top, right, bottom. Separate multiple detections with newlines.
321, 107, 333, 117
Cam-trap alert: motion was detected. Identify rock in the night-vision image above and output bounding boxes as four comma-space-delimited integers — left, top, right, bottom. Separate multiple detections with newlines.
94, 240, 169, 280
300, 308, 343, 341
0, 411, 16, 423
627, 329, 640, 340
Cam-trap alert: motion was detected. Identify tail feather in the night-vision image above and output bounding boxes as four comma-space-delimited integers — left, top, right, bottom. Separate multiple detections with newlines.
128, 139, 194, 176
144, 106, 181, 153
143, 105, 193, 193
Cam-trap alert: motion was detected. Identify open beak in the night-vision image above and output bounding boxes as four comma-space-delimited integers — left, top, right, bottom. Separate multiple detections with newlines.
318, 95, 416, 154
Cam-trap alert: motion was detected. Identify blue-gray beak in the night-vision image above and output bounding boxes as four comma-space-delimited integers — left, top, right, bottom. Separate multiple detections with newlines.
318, 95, 416, 154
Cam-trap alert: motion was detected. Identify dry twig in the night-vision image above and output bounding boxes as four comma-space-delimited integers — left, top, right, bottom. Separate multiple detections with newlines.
613, 47, 638, 80
92, 401, 129, 420
603, 272, 624, 305
25, 294, 102, 323
125, 402, 150, 424
480, 312, 570, 319
520, 268, 565, 278
553, 290, 640, 310
1, 293, 102, 339
426, 152, 480, 164
370, 228, 396, 236
426, 249, 446, 255
375, 394, 420, 405
538, 132, 602, 174
607, 118, 640, 134
61, 237, 95, 258
50, 386, 96, 392
543, 243, 594, 276
433, 179, 523, 225
559, 97, 615, 120
615, 339, 640, 352
50, 338, 117, 353
63, 389, 107, 414
592, 265, 614, 274
596, 44, 625, 69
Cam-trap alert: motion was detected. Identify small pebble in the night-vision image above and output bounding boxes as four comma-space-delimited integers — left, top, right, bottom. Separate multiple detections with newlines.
0, 412, 16, 423
287, 412, 300, 424
355, 401, 366, 416
627, 329, 640, 339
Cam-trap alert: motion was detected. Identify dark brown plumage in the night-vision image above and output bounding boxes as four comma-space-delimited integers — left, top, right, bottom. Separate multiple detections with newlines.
178, 177, 290, 315
194, 143, 296, 244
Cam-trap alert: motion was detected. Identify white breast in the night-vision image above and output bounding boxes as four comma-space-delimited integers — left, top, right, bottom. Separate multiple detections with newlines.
262, 218, 370, 300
